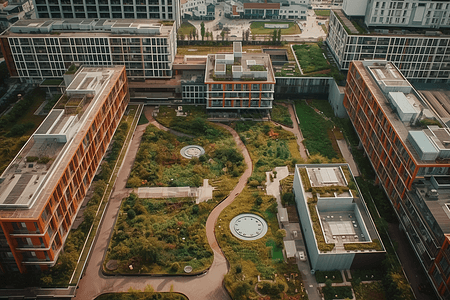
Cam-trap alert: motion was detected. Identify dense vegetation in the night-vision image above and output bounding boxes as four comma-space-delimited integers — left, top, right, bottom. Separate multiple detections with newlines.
216, 121, 306, 299
293, 44, 330, 74
95, 289, 187, 300
271, 103, 293, 127
105, 194, 214, 274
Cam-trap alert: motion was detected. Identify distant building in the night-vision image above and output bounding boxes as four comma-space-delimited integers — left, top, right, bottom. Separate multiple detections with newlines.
32, 0, 181, 27
292, 163, 385, 271
0, 65, 129, 273
326, 10, 450, 83
181, 0, 215, 19
0, 0, 34, 29
0, 19, 177, 84
204, 42, 275, 113
342, 0, 450, 29
224, 0, 308, 20
344, 60, 450, 299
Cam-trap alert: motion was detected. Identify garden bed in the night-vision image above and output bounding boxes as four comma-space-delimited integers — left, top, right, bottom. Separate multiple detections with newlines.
104, 194, 214, 275
95, 291, 188, 300
292, 43, 330, 74
271, 104, 293, 127
250, 21, 301, 35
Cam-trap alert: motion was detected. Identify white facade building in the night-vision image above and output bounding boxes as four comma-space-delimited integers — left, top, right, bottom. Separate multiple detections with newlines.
326, 10, 450, 83
33, 0, 181, 27
0, 19, 177, 83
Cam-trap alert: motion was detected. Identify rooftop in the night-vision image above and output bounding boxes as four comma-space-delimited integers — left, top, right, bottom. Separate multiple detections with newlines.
333, 9, 450, 37
0, 65, 124, 218
297, 164, 384, 253
3, 19, 174, 37
353, 60, 450, 164
204, 43, 275, 83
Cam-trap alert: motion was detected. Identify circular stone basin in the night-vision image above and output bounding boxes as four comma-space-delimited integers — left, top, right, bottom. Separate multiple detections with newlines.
184, 265, 193, 273
180, 145, 205, 159
229, 213, 268, 241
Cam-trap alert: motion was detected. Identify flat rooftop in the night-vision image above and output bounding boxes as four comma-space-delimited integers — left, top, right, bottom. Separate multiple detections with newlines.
353, 60, 450, 164
3, 19, 174, 37
333, 9, 450, 37
0, 65, 124, 218
204, 52, 276, 83
297, 164, 384, 253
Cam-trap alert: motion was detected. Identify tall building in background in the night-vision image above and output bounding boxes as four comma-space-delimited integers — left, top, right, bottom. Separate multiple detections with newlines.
0, 19, 177, 84
33, 0, 181, 27
326, 10, 450, 83
344, 60, 450, 299
0, 65, 129, 273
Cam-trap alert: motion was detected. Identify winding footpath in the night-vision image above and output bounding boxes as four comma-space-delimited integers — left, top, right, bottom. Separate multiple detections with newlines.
74, 107, 252, 300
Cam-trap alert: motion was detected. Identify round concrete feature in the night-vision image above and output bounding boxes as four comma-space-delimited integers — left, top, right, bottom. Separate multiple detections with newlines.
229, 213, 268, 241
180, 145, 205, 159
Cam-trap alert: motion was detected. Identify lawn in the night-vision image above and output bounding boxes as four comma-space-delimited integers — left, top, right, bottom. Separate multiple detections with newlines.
178, 22, 196, 36
294, 100, 340, 160
315, 270, 344, 283
314, 9, 330, 17
271, 103, 293, 127
292, 43, 330, 74
250, 21, 301, 35
104, 194, 215, 274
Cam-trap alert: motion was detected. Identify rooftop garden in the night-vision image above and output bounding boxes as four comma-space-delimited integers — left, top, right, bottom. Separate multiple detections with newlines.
314, 10, 330, 17
104, 194, 214, 275
177, 22, 195, 36
293, 43, 330, 74
250, 21, 301, 35
65, 64, 79, 75
40, 79, 63, 86
249, 65, 266, 71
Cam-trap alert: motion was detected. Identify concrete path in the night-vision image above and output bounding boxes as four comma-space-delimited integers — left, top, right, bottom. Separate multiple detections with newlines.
265, 166, 321, 300
273, 103, 309, 161
74, 114, 253, 300
336, 139, 360, 177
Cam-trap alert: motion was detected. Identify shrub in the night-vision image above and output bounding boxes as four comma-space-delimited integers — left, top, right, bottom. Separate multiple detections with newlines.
170, 262, 180, 272
127, 209, 136, 219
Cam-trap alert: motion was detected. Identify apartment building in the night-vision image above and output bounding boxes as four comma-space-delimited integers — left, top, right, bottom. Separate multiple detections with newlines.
293, 163, 385, 271
181, 0, 215, 20
326, 10, 450, 83
0, 0, 34, 29
224, 0, 308, 20
344, 60, 450, 299
342, 0, 450, 29
0, 19, 177, 84
204, 42, 275, 112
0, 65, 129, 273
33, 0, 181, 27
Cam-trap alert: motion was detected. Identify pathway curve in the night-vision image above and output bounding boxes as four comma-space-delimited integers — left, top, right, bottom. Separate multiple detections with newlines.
273, 103, 309, 161
74, 108, 253, 300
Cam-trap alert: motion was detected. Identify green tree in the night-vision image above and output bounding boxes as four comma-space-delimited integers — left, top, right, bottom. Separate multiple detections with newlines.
277, 29, 281, 42
221, 30, 225, 41
200, 22, 205, 41
272, 29, 277, 43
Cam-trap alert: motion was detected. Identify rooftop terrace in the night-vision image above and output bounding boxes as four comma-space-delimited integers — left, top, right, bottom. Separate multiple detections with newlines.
0, 65, 124, 218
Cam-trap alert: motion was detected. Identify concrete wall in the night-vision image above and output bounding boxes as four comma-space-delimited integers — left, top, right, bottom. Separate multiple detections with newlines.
274, 77, 332, 98
328, 79, 347, 118
342, 0, 368, 16
317, 198, 354, 212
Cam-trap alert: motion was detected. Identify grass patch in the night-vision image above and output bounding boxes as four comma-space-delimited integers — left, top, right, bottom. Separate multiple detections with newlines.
314, 10, 330, 17
353, 281, 386, 300
95, 291, 188, 300
250, 21, 301, 35
292, 43, 330, 74
178, 22, 196, 36
104, 194, 214, 274
41, 79, 63, 86
351, 268, 384, 281
266, 239, 283, 261
295, 100, 339, 159
323, 286, 353, 300
137, 112, 149, 125
315, 270, 344, 283
271, 104, 293, 127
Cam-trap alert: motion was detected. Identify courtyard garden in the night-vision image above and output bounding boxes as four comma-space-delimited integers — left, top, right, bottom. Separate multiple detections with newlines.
250, 21, 301, 35
293, 43, 330, 74
271, 103, 293, 127
104, 194, 215, 274
215, 121, 307, 299
128, 106, 245, 199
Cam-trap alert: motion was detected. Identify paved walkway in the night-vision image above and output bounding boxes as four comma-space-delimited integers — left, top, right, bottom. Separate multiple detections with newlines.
274, 103, 309, 162
265, 166, 321, 300
74, 112, 253, 300
336, 139, 360, 176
